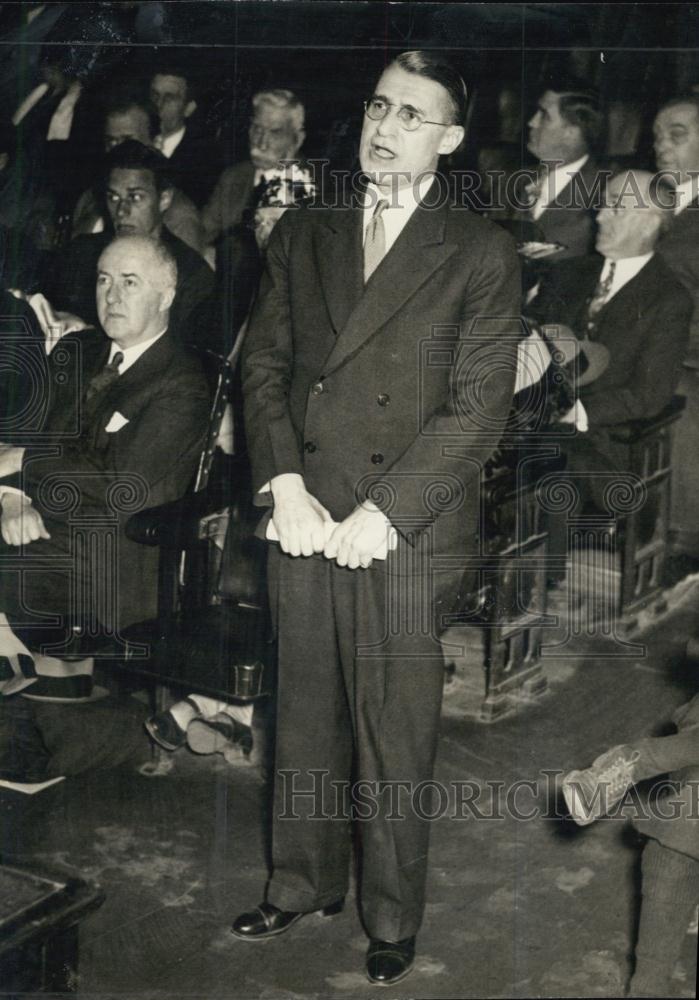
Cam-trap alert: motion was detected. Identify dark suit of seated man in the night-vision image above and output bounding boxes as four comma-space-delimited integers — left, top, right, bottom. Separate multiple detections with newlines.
531, 168, 692, 501
0, 234, 210, 696
46, 140, 214, 349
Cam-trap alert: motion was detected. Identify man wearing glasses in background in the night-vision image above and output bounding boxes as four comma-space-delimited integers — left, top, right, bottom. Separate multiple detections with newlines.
236, 51, 521, 986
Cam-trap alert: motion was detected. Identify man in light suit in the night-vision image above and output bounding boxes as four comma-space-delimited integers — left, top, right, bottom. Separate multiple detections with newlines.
0, 235, 210, 691
654, 95, 699, 559
201, 88, 306, 249
235, 52, 521, 985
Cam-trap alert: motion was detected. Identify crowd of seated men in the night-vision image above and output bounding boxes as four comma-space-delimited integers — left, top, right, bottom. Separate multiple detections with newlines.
0, 55, 697, 792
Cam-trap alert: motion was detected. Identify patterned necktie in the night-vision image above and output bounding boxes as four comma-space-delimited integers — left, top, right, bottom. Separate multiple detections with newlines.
364, 199, 389, 282
586, 261, 616, 332
526, 164, 548, 220
85, 351, 124, 403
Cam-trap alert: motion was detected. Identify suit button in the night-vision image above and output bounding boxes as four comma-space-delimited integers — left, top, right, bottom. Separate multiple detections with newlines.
304, 441, 317, 453
377, 393, 390, 406
311, 381, 324, 396
371, 453, 384, 464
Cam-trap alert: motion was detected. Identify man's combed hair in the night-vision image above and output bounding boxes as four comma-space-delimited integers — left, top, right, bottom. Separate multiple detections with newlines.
252, 88, 305, 132
549, 76, 604, 152
101, 87, 160, 141
393, 51, 468, 126
106, 234, 178, 292
659, 93, 699, 123
104, 139, 175, 193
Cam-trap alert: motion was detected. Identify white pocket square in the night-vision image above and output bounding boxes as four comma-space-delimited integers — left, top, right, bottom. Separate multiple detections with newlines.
104, 411, 129, 433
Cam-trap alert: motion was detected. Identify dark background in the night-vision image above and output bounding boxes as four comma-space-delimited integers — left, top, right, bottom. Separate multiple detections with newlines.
0, 3, 697, 171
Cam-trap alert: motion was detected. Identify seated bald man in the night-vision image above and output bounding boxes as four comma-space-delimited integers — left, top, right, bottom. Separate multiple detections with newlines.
0, 234, 210, 691
532, 169, 692, 490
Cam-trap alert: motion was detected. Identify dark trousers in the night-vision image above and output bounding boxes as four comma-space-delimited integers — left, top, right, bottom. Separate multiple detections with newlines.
266, 547, 446, 942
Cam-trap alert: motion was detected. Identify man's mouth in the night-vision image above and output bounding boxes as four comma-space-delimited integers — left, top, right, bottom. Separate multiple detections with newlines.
370, 142, 396, 160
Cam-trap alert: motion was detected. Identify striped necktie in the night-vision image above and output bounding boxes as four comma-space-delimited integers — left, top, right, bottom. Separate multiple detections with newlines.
586, 261, 616, 332
364, 199, 389, 282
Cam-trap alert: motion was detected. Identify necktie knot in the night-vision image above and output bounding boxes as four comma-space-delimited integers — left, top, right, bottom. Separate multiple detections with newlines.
364, 199, 389, 282
85, 351, 124, 404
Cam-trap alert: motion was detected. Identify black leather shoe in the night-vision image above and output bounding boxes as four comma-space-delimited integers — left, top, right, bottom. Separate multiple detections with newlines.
366, 936, 416, 986
230, 899, 344, 941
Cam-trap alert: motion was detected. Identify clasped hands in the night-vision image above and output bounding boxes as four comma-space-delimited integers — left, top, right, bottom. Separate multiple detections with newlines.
270, 474, 397, 569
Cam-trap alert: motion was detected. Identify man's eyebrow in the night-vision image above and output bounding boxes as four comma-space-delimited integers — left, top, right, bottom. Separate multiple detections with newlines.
372, 93, 427, 116
120, 272, 140, 280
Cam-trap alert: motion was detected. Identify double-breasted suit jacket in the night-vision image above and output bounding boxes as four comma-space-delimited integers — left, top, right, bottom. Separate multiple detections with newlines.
242, 182, 522, 941
243, 184, 523, 597
0, 327, 210, 636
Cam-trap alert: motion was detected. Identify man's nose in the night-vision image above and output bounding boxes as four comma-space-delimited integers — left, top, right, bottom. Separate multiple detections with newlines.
115, 199, 130, 218
105, 284, 120, 305
528, 111, 539, 129
375, 108, 399, 137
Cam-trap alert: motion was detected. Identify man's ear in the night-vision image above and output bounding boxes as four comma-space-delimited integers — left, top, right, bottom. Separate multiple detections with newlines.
159, 188, 174, 214
439, 125, 465, 157
184, 99, 197, 120
159, 286, 176, 314
291, 128, 305, 155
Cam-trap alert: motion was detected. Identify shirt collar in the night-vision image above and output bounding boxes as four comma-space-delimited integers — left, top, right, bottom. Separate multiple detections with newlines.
109, 327, 168, 374
601, 252, 653, 293
673, 176, 699, 215
156, 126, 186, 159
363, 174, 434, 219
546, 152, 589, 178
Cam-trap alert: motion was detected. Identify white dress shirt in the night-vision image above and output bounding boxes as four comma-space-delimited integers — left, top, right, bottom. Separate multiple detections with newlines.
597, 253, 653, 303
673, 177, 699, 216
108, 327, 168, 373
156, 126, 186, 159
362, 175, 435, 253
530, 153, 590, 221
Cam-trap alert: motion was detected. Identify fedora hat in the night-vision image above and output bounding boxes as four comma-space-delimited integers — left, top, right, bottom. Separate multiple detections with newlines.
1, 655, 108, 703
540, 323, 610, 388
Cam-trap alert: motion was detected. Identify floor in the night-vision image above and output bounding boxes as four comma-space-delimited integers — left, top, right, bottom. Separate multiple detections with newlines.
1, 570, 698, 999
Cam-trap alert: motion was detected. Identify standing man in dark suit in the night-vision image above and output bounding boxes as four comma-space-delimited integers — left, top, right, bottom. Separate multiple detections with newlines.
523, 79, 605, 262
532, 169, 691, 495
46, 140, 214, 348
0, 234, 210, 694
234, 52, 521, 985
654, 95, 699, 560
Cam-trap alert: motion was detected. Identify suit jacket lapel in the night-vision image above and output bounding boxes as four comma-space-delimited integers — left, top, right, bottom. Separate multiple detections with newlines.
321, 193, 458, 375
595, 256, 659, 337
315, 206, 364, 337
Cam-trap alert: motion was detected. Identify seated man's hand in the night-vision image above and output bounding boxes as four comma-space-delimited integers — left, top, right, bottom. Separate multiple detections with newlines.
0, 445, 24, 479
1, 494, 50, 546
270, 473, 331, 557
324, 502, 398, 570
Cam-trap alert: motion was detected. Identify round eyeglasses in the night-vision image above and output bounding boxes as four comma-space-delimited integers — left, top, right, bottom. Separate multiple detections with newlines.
363, 98, 452, 132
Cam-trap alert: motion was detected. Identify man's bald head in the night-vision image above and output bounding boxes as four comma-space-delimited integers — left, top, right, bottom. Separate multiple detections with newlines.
96, 235, 177, 348
596, 169, 671, 260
